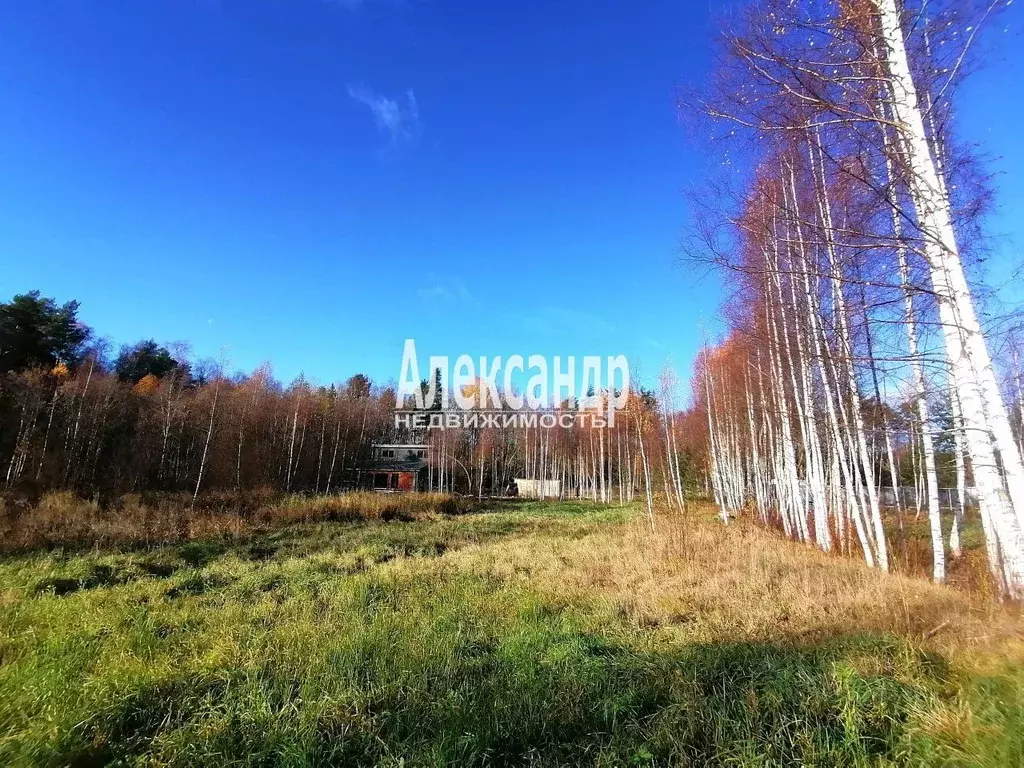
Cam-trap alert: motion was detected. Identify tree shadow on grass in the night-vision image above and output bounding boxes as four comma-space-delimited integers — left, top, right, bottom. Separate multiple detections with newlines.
10, 558, 1013, 767
34, 626, 991, 767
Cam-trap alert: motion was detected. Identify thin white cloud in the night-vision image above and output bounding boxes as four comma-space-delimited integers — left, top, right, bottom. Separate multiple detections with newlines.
347, 83, 421, 144
418, 279, 476, 305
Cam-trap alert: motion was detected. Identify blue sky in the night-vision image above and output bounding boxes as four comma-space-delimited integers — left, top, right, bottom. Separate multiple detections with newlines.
1, 0, 1021, 392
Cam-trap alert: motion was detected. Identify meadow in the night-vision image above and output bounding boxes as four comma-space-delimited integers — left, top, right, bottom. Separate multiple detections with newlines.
0, 495, 1022, 766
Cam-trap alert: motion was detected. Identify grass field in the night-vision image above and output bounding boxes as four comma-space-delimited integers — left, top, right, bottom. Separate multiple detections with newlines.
1, 497, 1022, 766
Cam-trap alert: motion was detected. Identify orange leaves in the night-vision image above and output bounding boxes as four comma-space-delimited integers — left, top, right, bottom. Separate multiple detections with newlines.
460, 380, 482, 408
133, 374, 160, 395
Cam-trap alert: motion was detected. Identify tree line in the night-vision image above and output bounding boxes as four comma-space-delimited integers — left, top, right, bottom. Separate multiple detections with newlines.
0, 291, 708, 508
687, 0, 1024, 597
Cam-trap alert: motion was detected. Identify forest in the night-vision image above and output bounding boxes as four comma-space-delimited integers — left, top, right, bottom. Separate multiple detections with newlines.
0, 290, 705, 507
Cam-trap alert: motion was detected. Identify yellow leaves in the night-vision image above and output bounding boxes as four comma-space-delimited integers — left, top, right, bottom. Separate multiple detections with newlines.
460, 381, 481, 408
134, 374, 160, 395
51, 362, 70, 378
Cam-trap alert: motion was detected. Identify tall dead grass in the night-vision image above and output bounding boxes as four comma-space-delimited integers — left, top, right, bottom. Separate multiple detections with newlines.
0, 490, 475, 552
444, 503, 1024, 659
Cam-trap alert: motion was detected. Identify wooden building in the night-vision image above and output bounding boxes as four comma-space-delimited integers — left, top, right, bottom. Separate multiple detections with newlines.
357, 444, 430, 493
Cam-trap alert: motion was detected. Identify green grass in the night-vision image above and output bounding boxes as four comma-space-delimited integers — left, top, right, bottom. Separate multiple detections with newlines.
0, 499, 1021, 766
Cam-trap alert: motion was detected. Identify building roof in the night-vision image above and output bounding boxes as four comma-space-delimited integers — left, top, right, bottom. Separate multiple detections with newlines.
358, 458, 429, 473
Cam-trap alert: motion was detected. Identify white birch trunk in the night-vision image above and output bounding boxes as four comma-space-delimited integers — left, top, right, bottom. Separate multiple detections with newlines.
874, 0, 1024, 595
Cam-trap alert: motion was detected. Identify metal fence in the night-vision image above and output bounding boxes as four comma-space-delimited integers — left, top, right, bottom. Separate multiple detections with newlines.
877, 486, 978, 510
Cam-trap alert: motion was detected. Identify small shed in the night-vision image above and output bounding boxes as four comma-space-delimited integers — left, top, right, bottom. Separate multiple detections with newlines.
513, 478, 561, 499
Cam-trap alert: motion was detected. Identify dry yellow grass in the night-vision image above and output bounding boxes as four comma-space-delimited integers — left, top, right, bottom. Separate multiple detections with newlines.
5, 490, 1021, 661
0, 490, 475, 551
438, 502, 1024, 660
2, 496, 1022, 764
